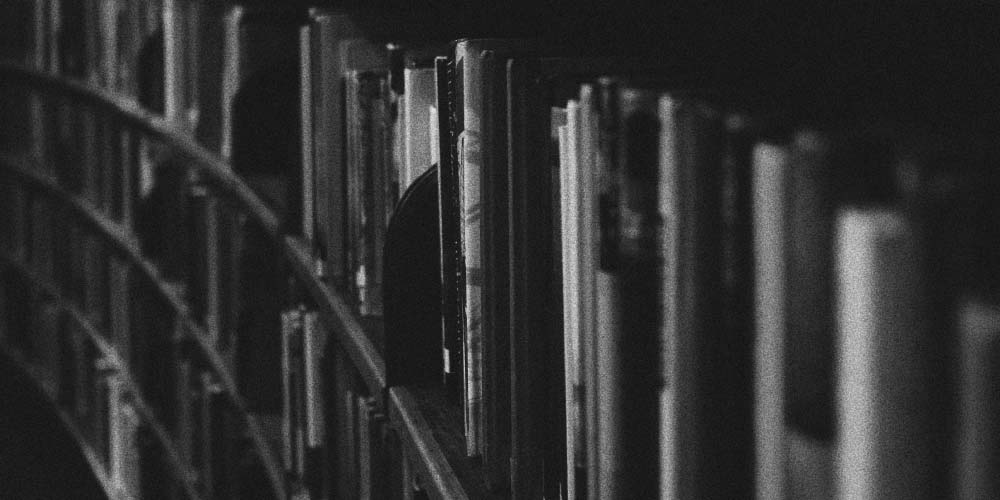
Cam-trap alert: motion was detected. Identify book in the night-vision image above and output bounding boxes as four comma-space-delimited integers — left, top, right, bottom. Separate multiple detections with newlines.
506, 55, 566, 499
307, 10, 363, 282
302, 310, 325, 450
605, 85, 662, 499
558, 97, 583, 500
357, 395, 373, 500
403, 54, 439, 191
435, 55, 464, 404
281, 306, 306, 474
344, 68, 391, 317
660, 93, 734, 500
835, 207, 934, 500
299, 25, 316, 246
577, 83, 600, 500
786, 130, 835, 440
957, 297, 1000, 500
108, 371, 141, 499
752, 140, 790, 500
450, 39, 532, 459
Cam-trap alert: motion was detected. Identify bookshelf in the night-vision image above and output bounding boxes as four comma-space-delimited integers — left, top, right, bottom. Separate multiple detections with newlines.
2, 1, 1000, 499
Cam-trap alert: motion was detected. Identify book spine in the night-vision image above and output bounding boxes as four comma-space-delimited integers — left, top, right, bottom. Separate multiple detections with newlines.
220, 6, 243, 159
594, 78, 621, 500
957, 298, 1000, 500
752, 141, 790, 500
480, 49, 512, 492
557, 112, 576, 500
357, 396, 373, 500
436, 54, 465, 405
345, 71, 365, 310
455, 41, 485, 457
300, 26, 315, 245
578, 83, 600, 500
615, 86, 662, 499
281, 308, 297, 471
404, 67, 436, 190
835, 208, 933, 500
303, 310, 325, 448
786, 130, 835, 439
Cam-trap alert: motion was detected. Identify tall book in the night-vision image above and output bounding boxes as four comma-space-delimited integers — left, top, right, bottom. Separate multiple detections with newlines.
507, 55, 571, 499
307, 10, 363, 282
957, 297, 1000, 500
786, 130, 835, 440
281, 307, 305, 474
661, 94, 740, 499
299, 25, 316, 246
452, 39, 536, 457
356, 396, 373, 500
577, 83, 601, 500
605, 85, 662, 499
435, 55, 463, 404
163, 0, 200, 129
835, 207, 934, 500
344, 67, 391, 317
752, 140, 790, 500
403, 52, 440, 192
108, 372, 141, 499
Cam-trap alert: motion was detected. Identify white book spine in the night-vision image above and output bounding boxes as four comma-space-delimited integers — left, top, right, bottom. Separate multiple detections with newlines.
558, 115, 577, 500
752, 141, 790, 500
162, 0, 182, 123
429, 104, 440, 168
220, 6, 243, 159
658, 94, 683, 500
835, 208, 931, 500
403, 67, 437, 190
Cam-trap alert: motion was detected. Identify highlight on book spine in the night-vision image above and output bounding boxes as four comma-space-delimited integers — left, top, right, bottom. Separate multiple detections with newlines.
753, 140, 790, 500
557, 102, 579, 500
835, 207, 934, 500
403, 65, 437, 191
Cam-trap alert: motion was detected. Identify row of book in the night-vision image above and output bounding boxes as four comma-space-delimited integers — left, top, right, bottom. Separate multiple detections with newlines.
8, 1, 1000, 498
340, 33, 1000, 498
551, 85, 1000, 499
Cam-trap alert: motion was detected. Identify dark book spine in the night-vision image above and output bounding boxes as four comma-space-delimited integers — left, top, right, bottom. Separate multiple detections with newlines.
611, 86, 662, 499
507, 57, 558, 500
594, 78, 621, 500
480, 49, 512, 494
435, 56, 464, 405
785, 130, 835, 440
